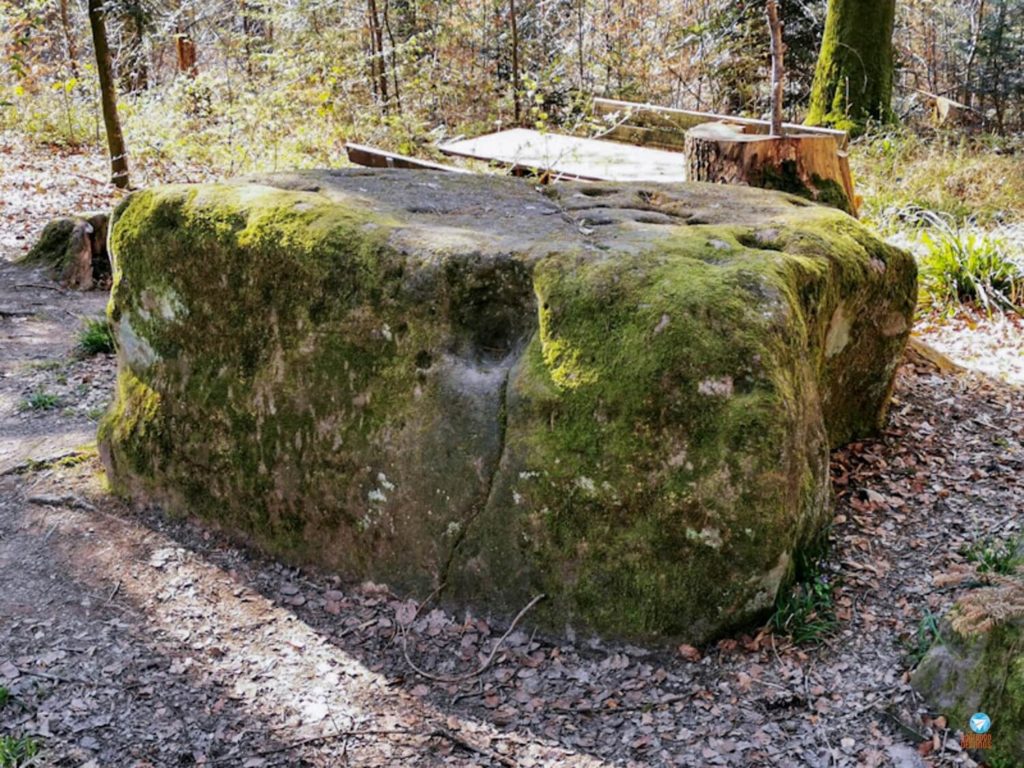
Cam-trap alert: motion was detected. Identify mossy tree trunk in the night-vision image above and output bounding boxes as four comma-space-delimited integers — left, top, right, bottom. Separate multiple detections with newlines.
88, 0, 130, 188
806, 0, 897, 134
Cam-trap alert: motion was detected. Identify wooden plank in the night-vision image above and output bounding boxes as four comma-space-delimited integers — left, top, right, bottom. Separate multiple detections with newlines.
599, 124, 689, 150
593, 98, 849, 150
345, 143, 472, 173
438, 128, 687, 183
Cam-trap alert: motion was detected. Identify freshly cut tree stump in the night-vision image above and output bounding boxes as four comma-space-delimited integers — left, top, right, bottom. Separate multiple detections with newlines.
684, 122, 857, 216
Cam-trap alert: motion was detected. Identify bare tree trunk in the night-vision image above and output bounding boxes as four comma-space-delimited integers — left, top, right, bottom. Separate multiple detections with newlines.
367, 0, 390, 112
510, 0, 521, 123
963, 0, 986, 108
766, 0, 785, 136
242, 0, 256, 79
128, 12, 149, 91
576, 0, 585, 90
382, 0, 402, 113
992, 0, 1008, 133
88, 0, 130, 189
240, 0, 273, 79
59, 0, 79, 78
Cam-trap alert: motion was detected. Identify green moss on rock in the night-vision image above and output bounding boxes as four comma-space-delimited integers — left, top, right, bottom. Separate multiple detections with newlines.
913, 616, 1024, 764
99, 171, 916, 644
23, 217, 79, 274
21, 212, 110, 289
752, 161, 854, 216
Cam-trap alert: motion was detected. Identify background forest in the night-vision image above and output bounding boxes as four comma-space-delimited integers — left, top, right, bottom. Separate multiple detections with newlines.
2, 0, 1024, 318
3, 0, 1024, 168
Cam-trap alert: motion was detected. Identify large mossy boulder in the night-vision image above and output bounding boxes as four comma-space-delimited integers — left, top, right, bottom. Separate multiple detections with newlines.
913, 582, 1024, 764
99, 170, 915, 643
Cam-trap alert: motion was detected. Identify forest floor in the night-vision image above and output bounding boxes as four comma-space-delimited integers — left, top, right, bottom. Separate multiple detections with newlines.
1, 133, 1023, 768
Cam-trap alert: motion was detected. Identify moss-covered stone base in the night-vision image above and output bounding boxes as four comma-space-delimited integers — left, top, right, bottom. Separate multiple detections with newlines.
21, 212, 110, 289
913, 615, 1024, 764
99, 170, 916, 643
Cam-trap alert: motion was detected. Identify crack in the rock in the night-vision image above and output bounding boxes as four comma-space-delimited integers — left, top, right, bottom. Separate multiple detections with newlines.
439, 361, 514, 589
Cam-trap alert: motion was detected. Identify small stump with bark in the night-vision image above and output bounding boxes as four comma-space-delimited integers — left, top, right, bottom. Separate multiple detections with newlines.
21, 213, 111, 290
684, 122, 858, 216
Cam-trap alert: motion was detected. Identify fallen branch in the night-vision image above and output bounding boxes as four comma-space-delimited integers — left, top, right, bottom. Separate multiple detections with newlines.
905, 337, 965, 375
400, 593, 545, 684
27, 493, 97, 512
873, 705, 929, 743
3, 451, 87, 476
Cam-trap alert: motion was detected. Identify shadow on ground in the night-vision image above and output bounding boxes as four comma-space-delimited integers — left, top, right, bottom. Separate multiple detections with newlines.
4, 257, 1023, 767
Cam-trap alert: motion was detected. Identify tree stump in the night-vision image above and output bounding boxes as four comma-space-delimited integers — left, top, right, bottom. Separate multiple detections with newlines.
684, 122, 857, 216
175, 33, 198, 76
22, 213, 110, 290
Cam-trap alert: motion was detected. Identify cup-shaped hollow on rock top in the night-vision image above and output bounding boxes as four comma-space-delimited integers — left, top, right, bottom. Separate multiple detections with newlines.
98, 170, 916, 644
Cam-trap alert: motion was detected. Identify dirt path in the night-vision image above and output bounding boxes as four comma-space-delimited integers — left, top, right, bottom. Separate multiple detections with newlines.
0, 260, 110, 475
2, 138, 1023, 768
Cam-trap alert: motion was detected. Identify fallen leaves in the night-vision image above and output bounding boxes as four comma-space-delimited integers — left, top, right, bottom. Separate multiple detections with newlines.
2, 137, 1022, 766
677, 644, 701, 663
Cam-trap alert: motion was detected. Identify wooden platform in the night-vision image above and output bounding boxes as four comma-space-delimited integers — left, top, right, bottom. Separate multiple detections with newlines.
593, 98, 849, 150
345, 143, 471, 173
439, 128, 688, 183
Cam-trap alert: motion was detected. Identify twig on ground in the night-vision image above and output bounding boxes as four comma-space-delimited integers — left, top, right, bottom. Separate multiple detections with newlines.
388, 580, 446, 646
552, 693, 691, 715
336, 617, 379, 639
207, 727, 414, 765
14, 283, 65, 293
450, 679, 488, 707
401, 594, 545, 684
2, 662, 84, 685
429, 728, 517, 767
69, 171, 109, 185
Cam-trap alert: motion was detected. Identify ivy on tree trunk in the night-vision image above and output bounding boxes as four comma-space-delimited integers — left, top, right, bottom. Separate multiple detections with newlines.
806, 0, 897, 134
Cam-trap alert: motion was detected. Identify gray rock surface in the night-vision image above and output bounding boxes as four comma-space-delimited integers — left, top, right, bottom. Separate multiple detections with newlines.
98, 170, 916, 643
